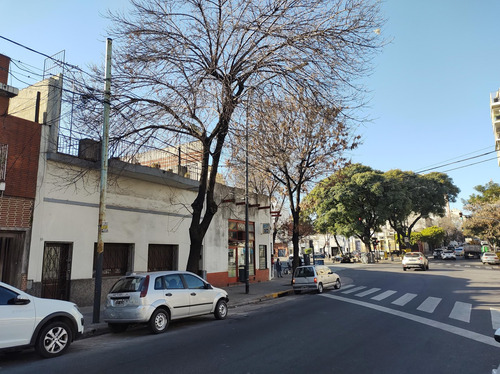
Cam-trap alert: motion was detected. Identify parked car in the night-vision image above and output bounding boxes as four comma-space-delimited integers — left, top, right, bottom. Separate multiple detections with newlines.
103, 271, 228, 334
433, 248, 444, 259
481, 252, 500, 265
441, 250, 456, 260
454, 247, 464, 257
402, 252, 429, 271
292, 265, 341, 294
0, 281, 84, 358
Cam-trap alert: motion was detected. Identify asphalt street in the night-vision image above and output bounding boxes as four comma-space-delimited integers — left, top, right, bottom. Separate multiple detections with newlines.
3, 257, 500, 374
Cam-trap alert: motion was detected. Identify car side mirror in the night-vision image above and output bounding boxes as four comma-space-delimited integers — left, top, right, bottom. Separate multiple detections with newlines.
204, 283, 213, 290
495, 328, 500, 343
9, 297, 31, 306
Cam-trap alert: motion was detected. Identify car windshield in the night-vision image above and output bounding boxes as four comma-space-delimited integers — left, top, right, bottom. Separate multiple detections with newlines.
109, 276, 144, 293
295, 267, 315, 277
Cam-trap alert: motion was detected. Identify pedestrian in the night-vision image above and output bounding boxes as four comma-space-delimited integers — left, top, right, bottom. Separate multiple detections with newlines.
276, 258, 282, 277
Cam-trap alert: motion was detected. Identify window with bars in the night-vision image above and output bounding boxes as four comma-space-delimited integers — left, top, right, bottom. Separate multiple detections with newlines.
148, 244, 178, 272
93, 243, 133, 277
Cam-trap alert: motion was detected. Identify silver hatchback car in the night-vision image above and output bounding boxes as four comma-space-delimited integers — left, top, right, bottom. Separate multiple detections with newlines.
292, 265, 341, 294
104, 271, 229, 334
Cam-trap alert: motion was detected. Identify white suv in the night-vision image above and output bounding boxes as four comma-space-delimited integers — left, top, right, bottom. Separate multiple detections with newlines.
0, 281, 84, 358
104, 271, 229, 334
402, 252, 429, 271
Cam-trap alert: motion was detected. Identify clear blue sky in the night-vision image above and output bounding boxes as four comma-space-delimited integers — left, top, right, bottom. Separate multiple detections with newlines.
1, 0, 499, 211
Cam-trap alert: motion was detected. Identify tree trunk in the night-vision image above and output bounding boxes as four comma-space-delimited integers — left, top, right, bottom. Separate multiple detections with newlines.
186, 108, 232, 274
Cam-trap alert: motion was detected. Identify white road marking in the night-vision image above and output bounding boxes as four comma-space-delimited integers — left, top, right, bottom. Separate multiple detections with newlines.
342, 286, 367, 294
319, 293, 499, 347
417, 297, 442, 313
392, 293, 417, 306
341, 284, 356, 290
371, 290, 397, 301
449, 301, 472, 323
491, 308, 500, 330
355, 288, 381, 297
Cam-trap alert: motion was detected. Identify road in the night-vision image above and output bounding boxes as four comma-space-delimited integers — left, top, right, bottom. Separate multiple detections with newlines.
2, 257, 500, 373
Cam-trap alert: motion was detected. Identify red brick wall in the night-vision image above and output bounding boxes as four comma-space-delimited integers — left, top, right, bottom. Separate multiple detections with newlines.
0, 115, 41, 199
0, 54, 9, 84
0, 196, 34, 228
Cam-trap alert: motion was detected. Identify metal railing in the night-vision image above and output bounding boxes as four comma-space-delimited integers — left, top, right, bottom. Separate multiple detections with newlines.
56, 133, 202, 182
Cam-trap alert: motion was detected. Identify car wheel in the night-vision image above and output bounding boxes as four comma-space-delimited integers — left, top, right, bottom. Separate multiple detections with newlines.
427, 264, 430, 270
334, 278, 341, 290
108, 323, 129, 333
148, 308, 169, 334
294, 290, 301, 295
35, 321, 72, 358
317, 283, 324, 294
403, 267, 407, 271
421, 265, 426, 271
214, 299, 228, 320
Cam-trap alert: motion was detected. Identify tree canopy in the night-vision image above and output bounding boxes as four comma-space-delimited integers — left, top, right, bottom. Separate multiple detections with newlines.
463, 181, 500, 249
306, 164, 460, 251
71, 0, 385, 273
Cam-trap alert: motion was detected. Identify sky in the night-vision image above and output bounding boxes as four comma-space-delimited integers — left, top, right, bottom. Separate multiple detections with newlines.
1, 0, 499, 211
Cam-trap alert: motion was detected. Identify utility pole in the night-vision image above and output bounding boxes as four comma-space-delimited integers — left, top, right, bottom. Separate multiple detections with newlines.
244, 98, 250, 294
93, 38, 112, 323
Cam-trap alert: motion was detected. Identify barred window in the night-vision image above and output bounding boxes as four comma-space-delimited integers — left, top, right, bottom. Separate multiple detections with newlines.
94, 243, 133, 277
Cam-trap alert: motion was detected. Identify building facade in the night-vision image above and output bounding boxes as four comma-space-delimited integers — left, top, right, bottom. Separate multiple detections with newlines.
1, 53, 272, 306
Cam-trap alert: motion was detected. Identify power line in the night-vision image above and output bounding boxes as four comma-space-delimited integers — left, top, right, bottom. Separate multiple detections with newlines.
415, 149, 498, 174
440, 157, 499, 173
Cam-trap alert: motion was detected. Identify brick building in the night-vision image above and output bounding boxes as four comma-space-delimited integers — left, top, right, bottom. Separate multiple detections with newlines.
0, 54, 41, 289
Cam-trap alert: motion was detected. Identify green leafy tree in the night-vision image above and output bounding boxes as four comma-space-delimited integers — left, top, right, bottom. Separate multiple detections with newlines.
306, 164, 390, 252
385, 170, 459, 249
418, 226, 445, 250
463, 181, 500, 249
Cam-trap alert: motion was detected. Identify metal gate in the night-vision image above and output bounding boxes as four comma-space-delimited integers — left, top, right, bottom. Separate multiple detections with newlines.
0, 232, 25, 287
41, 242, 72, 300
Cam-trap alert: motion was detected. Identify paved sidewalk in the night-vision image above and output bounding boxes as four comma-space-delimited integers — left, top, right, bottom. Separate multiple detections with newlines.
80, 274, 295, 338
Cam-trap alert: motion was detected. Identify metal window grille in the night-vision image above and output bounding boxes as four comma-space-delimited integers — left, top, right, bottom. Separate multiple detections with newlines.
147, 244, 178, 272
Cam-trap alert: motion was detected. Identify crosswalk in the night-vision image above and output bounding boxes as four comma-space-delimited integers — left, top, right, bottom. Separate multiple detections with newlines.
338, 284, 500, 330
439, 262, 499, 271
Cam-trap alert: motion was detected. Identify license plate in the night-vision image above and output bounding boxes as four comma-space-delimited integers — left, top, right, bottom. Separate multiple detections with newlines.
114, 299, 126, 306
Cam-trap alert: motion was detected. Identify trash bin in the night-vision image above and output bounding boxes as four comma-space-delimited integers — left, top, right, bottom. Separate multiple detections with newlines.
238, 266, 246, 282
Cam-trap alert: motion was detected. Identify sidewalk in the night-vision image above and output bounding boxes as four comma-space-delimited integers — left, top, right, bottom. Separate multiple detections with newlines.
80, 274, 294, 338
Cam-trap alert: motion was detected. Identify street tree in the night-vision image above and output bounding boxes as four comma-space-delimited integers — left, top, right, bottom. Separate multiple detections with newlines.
307, 166, 459, 254
231, 95, 360, 272
417, 226, 446, 250
72, 0, 384, 274
307, 164, 390, 254
384, 170, 459, 250
463, 181, 500, 249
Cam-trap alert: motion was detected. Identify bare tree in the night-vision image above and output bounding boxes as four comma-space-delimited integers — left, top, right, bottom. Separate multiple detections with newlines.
232, 96, 360, 274
73, 0, 383, 274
